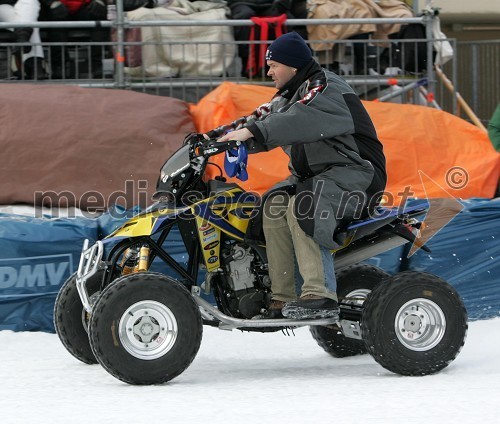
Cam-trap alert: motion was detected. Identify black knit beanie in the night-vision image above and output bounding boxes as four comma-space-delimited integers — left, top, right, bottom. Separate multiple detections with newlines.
265, 32, 312, 69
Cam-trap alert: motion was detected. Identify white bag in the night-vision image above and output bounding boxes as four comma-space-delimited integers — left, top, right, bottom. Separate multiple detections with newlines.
429, 9, 453, 66
126, 0, 236, 77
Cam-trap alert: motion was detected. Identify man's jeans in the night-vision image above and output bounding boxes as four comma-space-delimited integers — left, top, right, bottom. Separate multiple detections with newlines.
262, 194, 337, 302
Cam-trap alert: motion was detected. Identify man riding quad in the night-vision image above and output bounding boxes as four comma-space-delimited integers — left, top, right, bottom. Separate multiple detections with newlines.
203, 32, 387, 320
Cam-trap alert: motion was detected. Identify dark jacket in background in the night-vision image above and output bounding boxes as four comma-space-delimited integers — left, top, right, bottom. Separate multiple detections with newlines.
228, 0, 308, 77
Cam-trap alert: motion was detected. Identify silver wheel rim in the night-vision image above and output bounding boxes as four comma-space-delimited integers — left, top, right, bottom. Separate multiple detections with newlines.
395, 298, 446, 351
118, 300, 178, 360
343, 288, 371, 307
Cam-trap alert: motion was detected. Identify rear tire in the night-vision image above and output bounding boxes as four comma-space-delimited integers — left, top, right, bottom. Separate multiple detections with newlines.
362, 271, 468, 375
89, 272, 203, 385
310, 264, 389, 358
54, 271, 103, 365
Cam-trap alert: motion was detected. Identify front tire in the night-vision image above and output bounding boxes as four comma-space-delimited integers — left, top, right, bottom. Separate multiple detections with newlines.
89, 272, 203, 385
310, 264, 389, 358
362, 271, 468, 376
54, 271, 103, 364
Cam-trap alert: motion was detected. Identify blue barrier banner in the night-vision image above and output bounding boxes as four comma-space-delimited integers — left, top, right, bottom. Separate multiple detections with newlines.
407, 198, 500, 320
0, 213, 99, 332
1, 199, 499, 332
363, 246, 406, 275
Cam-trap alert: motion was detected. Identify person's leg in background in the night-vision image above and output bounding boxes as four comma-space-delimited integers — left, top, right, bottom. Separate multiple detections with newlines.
228, 4, 255, 78
38, 0, 70, 78
0, 0, 47, 79
17, 0, 47, 78
74, 1, 108, 78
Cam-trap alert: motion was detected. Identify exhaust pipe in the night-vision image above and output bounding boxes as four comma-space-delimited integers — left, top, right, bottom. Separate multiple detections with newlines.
334, 230, 409, 270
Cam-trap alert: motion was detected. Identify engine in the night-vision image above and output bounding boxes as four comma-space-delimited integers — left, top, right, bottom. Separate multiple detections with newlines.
220, 243, 270, 318
226, 245, 256, 291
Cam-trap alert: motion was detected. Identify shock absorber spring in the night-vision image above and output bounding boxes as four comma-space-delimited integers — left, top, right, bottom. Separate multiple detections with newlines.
135, 245, 150, 272
120, 247, 138, 276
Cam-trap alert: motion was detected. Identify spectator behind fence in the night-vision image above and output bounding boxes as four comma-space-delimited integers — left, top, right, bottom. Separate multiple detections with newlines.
0, 0, 47, 78
227, 0, 307, 77
488, 103, 500, 152
122, 0, 170, 10
39, 0, 108, 78
122, 0, 236, 78
307, 0, 414, 75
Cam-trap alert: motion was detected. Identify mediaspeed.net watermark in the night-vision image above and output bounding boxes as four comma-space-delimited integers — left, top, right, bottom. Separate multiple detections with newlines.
33, 180, 150, 219
32, 166, 469, 225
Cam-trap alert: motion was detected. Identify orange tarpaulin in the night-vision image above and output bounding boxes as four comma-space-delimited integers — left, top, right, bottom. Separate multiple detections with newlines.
189, 83, 288, 193
189, 82, 500, 202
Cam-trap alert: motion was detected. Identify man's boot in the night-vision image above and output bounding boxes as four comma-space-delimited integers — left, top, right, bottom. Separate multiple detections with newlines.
282, 295, 340, 320
252, 299, 286, 319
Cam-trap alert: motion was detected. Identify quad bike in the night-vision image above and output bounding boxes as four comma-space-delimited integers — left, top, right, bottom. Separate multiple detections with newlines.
54, 138, 468, 385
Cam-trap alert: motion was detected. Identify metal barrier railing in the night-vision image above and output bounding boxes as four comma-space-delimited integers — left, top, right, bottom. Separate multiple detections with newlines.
1, 8, 468, 118
0, 15, 434, 78
455, 40, 500, 124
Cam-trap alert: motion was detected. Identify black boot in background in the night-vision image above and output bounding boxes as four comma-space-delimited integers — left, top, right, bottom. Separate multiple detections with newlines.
24, 57, 49, 80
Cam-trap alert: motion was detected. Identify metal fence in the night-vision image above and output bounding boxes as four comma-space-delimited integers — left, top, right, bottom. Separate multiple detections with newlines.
0, 16, 437, 85
2, 10, 497, 123
454, 40, 500, 125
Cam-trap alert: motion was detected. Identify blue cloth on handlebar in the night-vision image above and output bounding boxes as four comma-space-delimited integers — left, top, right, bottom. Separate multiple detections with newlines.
224, 144, 248, 181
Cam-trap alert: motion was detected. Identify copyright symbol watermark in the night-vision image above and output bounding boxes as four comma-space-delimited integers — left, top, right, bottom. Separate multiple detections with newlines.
446, 166, 469, 190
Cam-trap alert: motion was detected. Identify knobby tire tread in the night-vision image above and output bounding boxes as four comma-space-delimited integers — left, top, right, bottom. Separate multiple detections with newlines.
89, 273, 203, 385
54, 272, 100, 365
310, 264, 390, 358
362, 271, 468, 376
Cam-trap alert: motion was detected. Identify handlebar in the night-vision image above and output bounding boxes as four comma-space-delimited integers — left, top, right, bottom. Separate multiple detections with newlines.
194, 139, 242, 158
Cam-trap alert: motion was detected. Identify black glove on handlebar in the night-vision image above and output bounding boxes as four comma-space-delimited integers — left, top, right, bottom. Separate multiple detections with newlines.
196, 139, 242, 158
182, 132, 206, 146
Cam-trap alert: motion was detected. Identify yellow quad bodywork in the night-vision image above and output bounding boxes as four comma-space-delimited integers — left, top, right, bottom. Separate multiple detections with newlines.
104, 188, 258, 272
105, 206, 189, 239
192, 188, 258, 271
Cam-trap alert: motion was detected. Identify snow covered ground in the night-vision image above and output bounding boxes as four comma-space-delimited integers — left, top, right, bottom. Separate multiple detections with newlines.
1, 318, 499, 424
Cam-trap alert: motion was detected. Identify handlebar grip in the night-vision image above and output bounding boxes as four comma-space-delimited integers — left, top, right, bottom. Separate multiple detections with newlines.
196, 139, 242, 157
